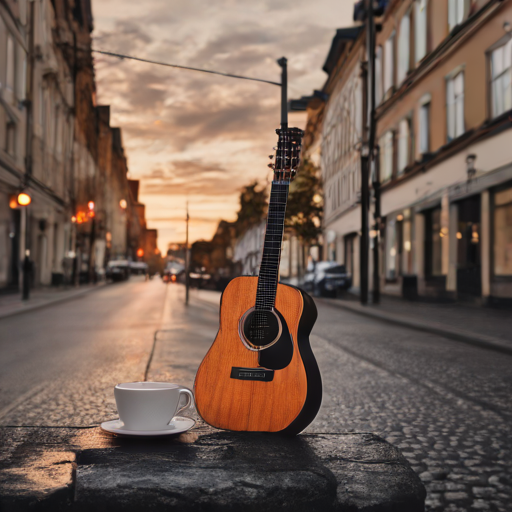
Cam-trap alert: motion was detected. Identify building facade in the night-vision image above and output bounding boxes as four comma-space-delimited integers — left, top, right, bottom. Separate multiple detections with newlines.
305, 0, 512, 305
374, 0, 512, 304
0, 0, 29, 290
0, 0, 153, 292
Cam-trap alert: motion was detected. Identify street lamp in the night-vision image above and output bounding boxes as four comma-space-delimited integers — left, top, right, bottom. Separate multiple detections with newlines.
17, 192, 32, 206
10, 190, 33, 300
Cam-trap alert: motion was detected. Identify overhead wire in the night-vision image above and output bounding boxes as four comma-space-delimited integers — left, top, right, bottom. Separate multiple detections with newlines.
92, 49, 282, 87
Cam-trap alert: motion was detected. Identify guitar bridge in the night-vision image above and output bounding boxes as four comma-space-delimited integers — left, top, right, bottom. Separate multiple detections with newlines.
230, 367, 274, 382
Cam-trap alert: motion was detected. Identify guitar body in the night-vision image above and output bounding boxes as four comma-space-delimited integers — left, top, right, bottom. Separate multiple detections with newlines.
194, 276, 322, 435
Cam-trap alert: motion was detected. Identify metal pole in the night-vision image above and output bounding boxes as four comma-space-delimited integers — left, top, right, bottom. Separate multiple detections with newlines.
185, 201, 190, 306
22, 0, 35, 301
366, 0, 379, 304
360, 152, 369, 305
277, 57, 288, 129
372, 146, 381, 304
360, 53, 369, 306
22, 207, 30, 300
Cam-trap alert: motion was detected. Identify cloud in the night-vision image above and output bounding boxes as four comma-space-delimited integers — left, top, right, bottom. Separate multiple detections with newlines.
92, 0, 353, 249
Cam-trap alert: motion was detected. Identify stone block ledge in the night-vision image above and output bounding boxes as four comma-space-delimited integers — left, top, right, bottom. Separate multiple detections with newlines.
0, 426, 426, 512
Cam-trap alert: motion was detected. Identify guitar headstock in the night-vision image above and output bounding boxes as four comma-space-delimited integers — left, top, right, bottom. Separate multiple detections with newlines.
268, 127, 304, 182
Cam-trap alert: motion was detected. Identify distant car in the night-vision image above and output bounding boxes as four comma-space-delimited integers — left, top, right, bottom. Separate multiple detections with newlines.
106, 260, 130, 282
303, 261, 352, 297
163, 262, 184, 283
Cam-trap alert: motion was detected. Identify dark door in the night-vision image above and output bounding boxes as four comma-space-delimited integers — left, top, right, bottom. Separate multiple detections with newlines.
456, 195, 481, 297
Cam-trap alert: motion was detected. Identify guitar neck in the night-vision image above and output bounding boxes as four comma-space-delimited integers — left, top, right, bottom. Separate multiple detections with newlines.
255, 181, 289, 311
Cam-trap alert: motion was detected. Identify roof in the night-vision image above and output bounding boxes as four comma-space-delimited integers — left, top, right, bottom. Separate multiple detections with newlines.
289, 90, 329, 112
322, 26, 363, 75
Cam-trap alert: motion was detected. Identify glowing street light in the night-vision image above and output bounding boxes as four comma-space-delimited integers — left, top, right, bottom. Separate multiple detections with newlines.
136, 248, 144, 258
119, 199, 127, 209
17, 192, 32, 206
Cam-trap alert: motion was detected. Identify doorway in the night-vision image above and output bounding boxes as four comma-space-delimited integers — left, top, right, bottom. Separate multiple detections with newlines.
456, 195, 481, 297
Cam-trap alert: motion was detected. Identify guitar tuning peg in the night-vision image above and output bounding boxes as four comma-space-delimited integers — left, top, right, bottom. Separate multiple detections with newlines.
267, 163, 274, 169
269, 155, 274, 159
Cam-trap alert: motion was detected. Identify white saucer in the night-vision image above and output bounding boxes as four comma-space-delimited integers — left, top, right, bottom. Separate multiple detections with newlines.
100, 416, 196, 436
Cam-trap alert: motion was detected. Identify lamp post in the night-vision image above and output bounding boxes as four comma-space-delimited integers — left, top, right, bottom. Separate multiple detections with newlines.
12, 191, 33, 300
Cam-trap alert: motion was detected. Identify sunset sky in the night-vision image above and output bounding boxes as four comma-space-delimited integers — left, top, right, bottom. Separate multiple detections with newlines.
92, 0, 353, 253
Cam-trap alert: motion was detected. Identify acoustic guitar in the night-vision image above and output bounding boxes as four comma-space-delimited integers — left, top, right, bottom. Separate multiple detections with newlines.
194, 126, 322, 435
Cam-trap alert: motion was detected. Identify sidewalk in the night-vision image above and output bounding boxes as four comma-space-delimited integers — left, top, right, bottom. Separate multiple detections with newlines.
190, 285, 512, 355
0, 283, 106, 320
320, 295, 512, 355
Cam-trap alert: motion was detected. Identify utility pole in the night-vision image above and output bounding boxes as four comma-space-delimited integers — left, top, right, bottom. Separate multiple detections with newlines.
360, 0, 377, 305
22, 0, 36, 301
277, 57, 288, 128
366, 0, 379, 304
185, 201, 190, 306
360, 68, 369, 306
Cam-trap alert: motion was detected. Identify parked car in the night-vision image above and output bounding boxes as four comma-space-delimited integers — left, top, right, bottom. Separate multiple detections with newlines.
106, 260, 130, 282
303, 261, 352, 297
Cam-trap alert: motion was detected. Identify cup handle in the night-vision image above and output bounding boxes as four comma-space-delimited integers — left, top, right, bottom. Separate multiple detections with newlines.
175, 388, 194, 417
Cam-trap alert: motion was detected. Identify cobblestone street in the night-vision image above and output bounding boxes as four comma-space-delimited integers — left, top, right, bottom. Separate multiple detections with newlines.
309, 300, 512, 512
0, 279, 510, 511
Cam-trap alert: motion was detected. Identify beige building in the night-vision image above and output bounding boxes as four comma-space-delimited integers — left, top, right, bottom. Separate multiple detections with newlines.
0, 0, 28, 289
305, 0, 512, 305
375, 0, 512, 304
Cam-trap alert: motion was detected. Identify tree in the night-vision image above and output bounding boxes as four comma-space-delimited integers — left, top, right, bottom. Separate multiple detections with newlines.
234, 181, 268, 235
285, 158, 322, 244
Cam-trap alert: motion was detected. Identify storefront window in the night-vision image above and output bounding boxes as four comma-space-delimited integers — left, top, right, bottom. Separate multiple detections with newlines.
386, 217, 402, 280
402, 210, 413, 275
494, 187, 512, 275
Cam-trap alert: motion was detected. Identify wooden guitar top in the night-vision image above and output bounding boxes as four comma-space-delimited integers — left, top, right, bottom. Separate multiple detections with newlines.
194, 276, 308, 432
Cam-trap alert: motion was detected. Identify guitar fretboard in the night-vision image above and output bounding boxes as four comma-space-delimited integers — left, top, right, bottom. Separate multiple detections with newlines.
255, 181, 289, 311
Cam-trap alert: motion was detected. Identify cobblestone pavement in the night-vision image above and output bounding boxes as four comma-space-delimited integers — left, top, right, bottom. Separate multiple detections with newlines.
311, 301, 512, 512
1, 281, 510, 511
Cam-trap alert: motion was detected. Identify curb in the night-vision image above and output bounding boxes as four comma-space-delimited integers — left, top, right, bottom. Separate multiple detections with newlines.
318, 297, 512, 356
0, 283, 107, 321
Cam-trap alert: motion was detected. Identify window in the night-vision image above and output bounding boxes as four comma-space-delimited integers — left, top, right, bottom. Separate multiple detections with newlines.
494, 186, 512, 276
375, 45, 383, 105
398, 14, 410, 84
380, 131, 394, 182
5, 121, 15, 156
6, 34, 15, 91
386, 218, 398, 280
419, 98, 430, 154
397, 118, 411, 175
384, 33, 395, 94
415, 0, 427, 63
447, 71, 464, 141
448, 0, 466, 31
490, 38, 512, 118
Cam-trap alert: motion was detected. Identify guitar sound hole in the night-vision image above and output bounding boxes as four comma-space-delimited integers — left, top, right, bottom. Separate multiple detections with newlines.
242, 310, 280, 348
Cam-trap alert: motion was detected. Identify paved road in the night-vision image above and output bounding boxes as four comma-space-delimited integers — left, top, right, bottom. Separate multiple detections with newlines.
0, 276, 166, 426
0, 279, 510, 512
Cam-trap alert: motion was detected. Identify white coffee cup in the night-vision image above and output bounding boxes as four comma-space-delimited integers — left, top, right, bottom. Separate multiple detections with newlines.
114, 382, 194, 431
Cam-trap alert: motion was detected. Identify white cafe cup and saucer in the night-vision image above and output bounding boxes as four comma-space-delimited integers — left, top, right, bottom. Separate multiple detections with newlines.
101, 382, 196, 437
